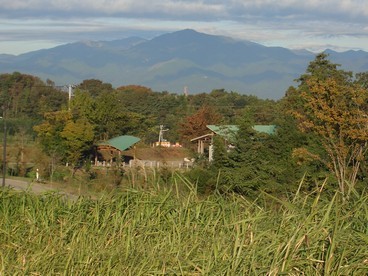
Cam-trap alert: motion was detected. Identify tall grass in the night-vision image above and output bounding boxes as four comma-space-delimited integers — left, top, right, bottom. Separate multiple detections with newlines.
0, 175, 367, 275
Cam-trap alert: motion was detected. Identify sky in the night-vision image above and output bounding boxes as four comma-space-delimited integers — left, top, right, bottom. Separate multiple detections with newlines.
0, 0, 368, 55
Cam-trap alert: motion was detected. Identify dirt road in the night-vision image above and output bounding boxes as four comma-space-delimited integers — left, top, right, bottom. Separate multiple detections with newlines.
2, 178, 79, 200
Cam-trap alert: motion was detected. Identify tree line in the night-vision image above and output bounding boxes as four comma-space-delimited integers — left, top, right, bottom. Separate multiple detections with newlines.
1, 53, 367, 198
204, 53, 368, 198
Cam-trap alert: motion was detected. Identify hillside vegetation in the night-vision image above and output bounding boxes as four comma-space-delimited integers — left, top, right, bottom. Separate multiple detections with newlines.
1, 54, 368, 197
1, 50, 368, 274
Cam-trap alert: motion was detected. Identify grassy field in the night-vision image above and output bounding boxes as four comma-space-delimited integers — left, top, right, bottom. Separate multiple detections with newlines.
1, 175, 368, 275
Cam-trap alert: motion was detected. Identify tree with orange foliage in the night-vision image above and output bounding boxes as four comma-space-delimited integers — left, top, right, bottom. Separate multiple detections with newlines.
179, 105, 222, 146
287, 53, 368, 196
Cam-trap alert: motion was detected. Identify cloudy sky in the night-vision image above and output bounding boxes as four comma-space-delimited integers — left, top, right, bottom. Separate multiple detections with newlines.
1, 0, 367, 55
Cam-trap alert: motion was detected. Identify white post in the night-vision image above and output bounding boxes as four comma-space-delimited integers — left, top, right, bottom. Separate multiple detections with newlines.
68, 84, 73, 110
209, 144, 214, 162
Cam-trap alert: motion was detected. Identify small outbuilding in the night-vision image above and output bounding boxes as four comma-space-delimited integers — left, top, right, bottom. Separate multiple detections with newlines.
95, 135, 140, 166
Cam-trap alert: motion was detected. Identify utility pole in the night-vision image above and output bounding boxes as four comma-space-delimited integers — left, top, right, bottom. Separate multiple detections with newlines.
184, 86, 189, 97
68, 84, 73, 110
158, 125, 169, 146
2, 106, 6, 187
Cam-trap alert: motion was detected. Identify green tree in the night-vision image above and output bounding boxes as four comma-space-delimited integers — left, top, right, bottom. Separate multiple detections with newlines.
0, 72, 67, 120
89, 91, 126, 140
71, 86, 156, 143
70, 89, 95, 120
77, 79, 113, 97
355, 72, 368, 89
286, 54, 368, 196
33, 110, 71, 179
34, 110, 95, 176
61, 118, 94, 167
33, 110, 71, 158
211, 135, 231, 169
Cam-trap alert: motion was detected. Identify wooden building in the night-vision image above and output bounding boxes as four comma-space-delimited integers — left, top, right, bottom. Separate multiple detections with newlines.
95, 135, 140, 166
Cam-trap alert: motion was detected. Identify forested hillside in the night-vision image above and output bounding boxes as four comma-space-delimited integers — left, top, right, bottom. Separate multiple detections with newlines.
1, 53, 368, 198
0, 72, 276, 185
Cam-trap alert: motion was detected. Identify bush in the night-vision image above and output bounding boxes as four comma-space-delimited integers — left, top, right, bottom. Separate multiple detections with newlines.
184, 167, 216, 194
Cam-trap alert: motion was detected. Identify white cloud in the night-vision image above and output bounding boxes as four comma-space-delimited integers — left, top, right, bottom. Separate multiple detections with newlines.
0, 0, 368, 54
1, 0, 368, 23
0, 0, 225, 18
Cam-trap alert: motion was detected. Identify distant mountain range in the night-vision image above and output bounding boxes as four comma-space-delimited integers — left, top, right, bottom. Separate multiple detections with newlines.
1, 29, 368, 99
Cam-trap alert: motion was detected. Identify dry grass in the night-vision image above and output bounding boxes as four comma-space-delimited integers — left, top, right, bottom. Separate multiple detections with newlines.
1, 175, 367, 275
123, 147, 192, 162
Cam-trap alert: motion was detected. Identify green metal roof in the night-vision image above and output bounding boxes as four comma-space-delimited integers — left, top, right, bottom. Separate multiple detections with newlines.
99, 135, 140, 151
207, 124, 276, 140
252, 125, 277, 135
207, 125, 238, 140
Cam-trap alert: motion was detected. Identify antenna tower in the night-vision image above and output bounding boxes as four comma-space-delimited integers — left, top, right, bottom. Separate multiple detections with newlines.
184, 86, 189, 96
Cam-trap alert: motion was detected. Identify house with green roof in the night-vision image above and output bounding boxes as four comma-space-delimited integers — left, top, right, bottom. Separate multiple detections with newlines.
95, 135, 140, 165
191, 125, 276, 161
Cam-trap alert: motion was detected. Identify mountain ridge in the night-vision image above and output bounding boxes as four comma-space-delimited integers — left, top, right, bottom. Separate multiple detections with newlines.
1, 29, 367, 99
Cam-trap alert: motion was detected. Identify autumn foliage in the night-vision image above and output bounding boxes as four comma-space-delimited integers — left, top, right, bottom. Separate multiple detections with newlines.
287, 54, 368, 196
179, 105, 222, 146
